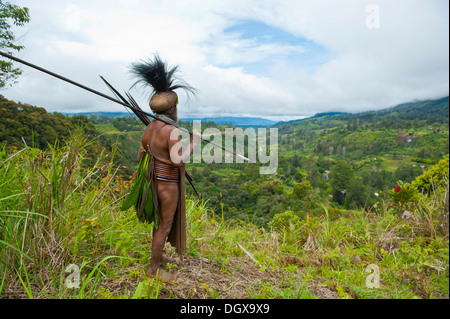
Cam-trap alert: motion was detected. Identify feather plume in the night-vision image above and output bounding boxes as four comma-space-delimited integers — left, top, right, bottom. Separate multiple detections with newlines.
129, 54, 197, 99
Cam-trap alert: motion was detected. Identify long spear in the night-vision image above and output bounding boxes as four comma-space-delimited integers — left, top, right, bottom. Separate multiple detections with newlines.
0, 51, 258, 165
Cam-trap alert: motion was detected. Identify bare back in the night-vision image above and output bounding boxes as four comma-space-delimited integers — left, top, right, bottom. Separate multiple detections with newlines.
138, 120, 182, 166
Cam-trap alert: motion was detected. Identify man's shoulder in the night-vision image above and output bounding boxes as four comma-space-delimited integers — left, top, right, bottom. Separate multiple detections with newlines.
149, 121, 176, 132
160, 123, 178, 135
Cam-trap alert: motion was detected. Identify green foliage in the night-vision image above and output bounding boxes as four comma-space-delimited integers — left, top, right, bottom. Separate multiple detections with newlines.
121, 151, 158, 225
0, 129, 448, 299
0, 96, 448, 298
412, 154, 449, 193
0, 96, 97, 149
132, 279, 164, 299
0, 0, 30, 88
1, 95, 448, 229
267, 210, 299, 232
292, 180, 313, 199
330, 160, 354, 205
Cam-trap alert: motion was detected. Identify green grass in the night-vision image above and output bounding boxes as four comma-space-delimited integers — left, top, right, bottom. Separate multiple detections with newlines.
94, 123, 121, 134
0, 131, 448, 299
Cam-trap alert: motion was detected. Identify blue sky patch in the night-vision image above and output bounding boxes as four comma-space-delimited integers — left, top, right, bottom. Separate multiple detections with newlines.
222, 20, 332, 75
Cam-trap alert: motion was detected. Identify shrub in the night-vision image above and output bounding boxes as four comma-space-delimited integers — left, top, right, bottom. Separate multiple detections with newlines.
389, 181, 419, 212
412, 154, 449, 193
268, 210, 299, 232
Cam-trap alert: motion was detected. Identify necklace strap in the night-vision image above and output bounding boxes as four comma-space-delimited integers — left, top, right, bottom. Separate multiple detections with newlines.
154, 114, 176, 125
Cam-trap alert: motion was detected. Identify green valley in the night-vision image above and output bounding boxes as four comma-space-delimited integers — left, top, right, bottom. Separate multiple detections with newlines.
0, 95, 448, 299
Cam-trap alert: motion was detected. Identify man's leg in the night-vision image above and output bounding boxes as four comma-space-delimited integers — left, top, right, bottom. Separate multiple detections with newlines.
147, 181, 179, 282
151, 231, 176, 264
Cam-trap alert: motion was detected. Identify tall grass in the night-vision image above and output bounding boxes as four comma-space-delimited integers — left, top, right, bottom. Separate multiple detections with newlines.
0, 129, 126, 298
179, 180, 449, 299
0, 131, 448, 299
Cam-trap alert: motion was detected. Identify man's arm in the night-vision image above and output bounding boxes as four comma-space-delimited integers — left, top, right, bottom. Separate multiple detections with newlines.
137, 145, 144, 163
138, 125, 152, 162
168, 127, 201, 166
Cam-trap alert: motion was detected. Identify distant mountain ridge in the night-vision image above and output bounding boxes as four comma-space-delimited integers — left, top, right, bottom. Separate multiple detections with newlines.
274, 96, 449, 128
61, 111, 130, 118
180, 117, 276, 127
62, 112, 277, 127
61, 96, 449, 127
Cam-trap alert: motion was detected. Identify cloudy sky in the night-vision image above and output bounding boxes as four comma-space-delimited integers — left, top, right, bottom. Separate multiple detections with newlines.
2, 0, 449, 121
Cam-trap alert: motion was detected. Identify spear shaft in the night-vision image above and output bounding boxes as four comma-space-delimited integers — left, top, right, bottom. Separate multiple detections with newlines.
0, 51, 173, 126
0, 51, 258, 165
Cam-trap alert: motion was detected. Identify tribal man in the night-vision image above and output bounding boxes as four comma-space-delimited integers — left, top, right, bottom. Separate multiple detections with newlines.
130, 55, 200, 283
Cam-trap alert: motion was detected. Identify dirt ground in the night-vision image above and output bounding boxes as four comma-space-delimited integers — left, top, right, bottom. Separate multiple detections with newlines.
1, 251, 340, 299
116, 253, 341, 299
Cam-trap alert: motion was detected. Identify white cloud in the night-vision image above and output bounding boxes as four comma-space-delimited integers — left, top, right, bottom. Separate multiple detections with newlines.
2, 0, 448, 120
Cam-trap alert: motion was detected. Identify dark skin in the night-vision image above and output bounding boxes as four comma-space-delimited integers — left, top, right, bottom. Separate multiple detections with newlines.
138, 105, 200, 283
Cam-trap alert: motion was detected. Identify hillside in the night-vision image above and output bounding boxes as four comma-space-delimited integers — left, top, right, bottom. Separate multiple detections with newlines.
276, 96, 449, 129
275, 96, 449, 159
0, 131, 448, 300
186, 97, 449, 225
1, 95, 448, 225
0, 95, 448, 301
0, 95, 97, 149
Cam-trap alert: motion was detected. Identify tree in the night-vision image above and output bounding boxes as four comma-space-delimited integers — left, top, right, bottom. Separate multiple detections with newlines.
292, 180, 313, 200
347, 177, 367, 209
1, 1, 30, 88
330, 160, 354, 205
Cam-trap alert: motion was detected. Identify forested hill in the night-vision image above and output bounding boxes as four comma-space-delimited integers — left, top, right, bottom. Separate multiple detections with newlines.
364, 96, 449, 121
0, 94, 97, 149
275, 96, 449, 163
1, 95, 448, 299
276, 96, 449, 129
189, 96, 449, 226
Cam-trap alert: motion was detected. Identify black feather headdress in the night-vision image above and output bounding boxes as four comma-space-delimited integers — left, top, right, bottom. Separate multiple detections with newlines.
130, 54, 197, 98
